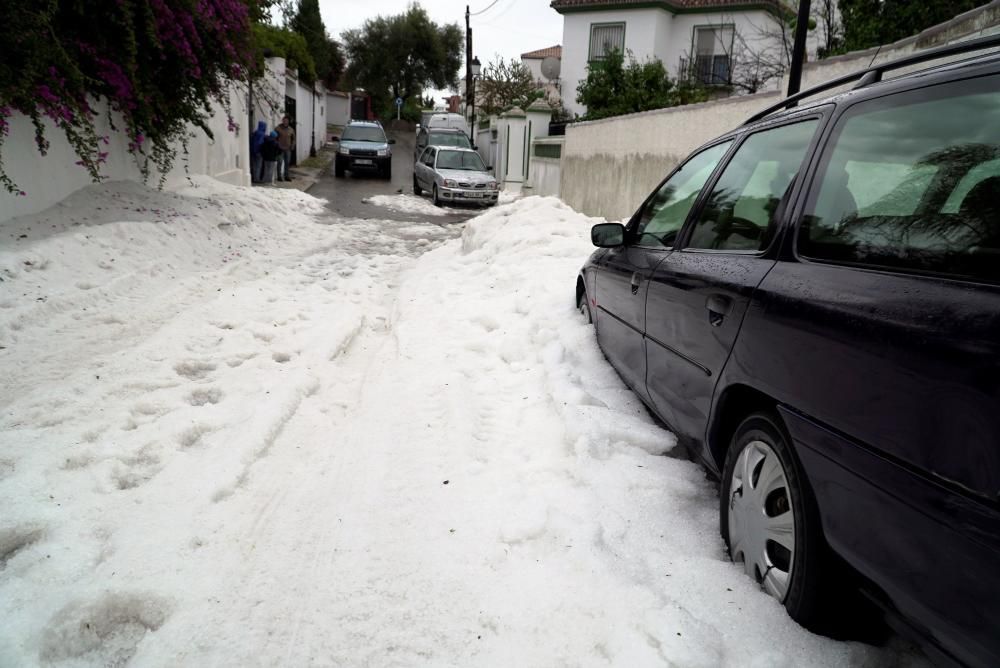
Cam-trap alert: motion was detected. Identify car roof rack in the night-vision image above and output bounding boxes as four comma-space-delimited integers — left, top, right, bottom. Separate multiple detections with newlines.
744, 32, 1000, 126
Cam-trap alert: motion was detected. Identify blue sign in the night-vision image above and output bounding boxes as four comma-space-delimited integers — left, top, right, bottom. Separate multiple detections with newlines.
395, 97, 403, 107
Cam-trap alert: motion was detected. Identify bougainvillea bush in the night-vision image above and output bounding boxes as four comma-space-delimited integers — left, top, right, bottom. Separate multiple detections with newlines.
0, 0, 260, 194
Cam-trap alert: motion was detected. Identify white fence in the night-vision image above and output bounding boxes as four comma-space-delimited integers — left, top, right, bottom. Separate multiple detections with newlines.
526, 136, 563, 198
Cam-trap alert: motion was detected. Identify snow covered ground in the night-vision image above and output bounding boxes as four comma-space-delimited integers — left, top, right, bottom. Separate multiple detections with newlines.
0, 179, 925, 666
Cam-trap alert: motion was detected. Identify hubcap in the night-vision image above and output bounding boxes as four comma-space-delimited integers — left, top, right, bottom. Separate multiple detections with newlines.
727, 440, 795, 601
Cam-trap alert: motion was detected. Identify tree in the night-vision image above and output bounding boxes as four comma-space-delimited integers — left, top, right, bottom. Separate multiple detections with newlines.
291, 0, 333, 86
478, 58, 543, 116
254, 23, 317, 84
838, 0, 985, 53
0, 0, 259, 194
576, 49, 708, 121
341, 3, 462, 118
325, 38, 345, 90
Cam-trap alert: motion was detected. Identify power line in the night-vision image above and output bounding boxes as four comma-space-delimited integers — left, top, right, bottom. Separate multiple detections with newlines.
470, 0, 503, 16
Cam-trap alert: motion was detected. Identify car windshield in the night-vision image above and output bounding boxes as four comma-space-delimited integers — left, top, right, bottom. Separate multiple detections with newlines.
429, 133, 471, 149
436, 150, 485, 171
341, 126, 386, 142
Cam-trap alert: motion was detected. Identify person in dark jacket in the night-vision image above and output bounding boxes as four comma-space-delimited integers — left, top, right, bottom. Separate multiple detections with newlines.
260, 131, 281, 184
250, 120, 267, 183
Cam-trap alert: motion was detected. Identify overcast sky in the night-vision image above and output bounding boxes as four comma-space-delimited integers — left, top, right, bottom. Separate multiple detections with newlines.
317, 0, 563, 101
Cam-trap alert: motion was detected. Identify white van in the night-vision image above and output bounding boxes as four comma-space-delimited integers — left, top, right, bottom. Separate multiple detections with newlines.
423, 112, 469, 135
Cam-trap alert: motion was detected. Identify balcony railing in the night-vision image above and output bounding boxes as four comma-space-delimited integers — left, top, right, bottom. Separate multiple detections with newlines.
679, 55, 731, 86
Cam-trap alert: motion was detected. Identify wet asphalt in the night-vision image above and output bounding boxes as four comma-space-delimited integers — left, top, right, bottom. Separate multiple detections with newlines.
309, 131, 480, 225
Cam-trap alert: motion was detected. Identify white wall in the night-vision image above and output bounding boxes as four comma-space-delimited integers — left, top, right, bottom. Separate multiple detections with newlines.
252, 57, 285, 133
559, 6, 819, 116
310, 82, 327, 151
327, 93, 350, 127
562, 9, 669, 117
0, 86, 250, 224
665, 10, 811, 84
560, 91, 779, 219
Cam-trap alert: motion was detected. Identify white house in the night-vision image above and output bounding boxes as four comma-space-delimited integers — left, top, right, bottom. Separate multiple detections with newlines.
552, 0, 818, 117
520, 45, 563, 105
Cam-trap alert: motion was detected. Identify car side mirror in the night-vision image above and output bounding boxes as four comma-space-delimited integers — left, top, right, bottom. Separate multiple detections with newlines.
591, 223, 625, 248
388, 139, 396, 144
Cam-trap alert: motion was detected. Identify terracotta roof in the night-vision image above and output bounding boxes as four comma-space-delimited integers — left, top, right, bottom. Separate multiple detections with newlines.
551, 0, 786, 12
521, 45, 563, 60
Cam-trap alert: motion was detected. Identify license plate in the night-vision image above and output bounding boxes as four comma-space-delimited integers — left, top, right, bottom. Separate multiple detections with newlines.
464, 192, 484, 198
355, 159, 373, 165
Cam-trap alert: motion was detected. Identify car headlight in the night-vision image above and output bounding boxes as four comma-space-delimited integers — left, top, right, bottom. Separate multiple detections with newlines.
339, 147, 350, 155
377, 148, 388, 157
488, 181, 498, 190
443, 179, 457, 187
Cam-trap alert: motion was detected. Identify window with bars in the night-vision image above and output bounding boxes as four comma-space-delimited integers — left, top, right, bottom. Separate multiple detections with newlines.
688, 25, 734, 85
589, 23, 625, 61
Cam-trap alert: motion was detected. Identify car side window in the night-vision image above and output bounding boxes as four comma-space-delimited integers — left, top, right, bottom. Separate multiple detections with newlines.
423, 149, 435, 166
686, 120, 817, 252
633, 141, 731, 248
798, 75, 1000, 282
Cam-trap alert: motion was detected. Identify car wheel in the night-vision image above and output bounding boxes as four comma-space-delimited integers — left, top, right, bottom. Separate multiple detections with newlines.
432, 185, 441, 207
721, 412, 829, 629
577, 290, 592, 324
413, 175, 422, 196
384, 164, 392, 180
334, 160, 345, 178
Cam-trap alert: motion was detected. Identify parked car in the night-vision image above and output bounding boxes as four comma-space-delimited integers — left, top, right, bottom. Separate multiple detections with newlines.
414, 127, 473, 162
334, 120, 395, 179
577, 35, 1000, 668
422, 112, 469, 134
413, 147, 498, 207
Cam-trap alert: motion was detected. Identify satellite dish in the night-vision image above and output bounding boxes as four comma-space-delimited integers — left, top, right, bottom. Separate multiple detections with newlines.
540, 56, 561, 81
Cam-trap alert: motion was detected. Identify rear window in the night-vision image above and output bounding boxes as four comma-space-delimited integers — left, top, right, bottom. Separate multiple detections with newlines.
798, 75, 1000, 282
429, 133, 471, 149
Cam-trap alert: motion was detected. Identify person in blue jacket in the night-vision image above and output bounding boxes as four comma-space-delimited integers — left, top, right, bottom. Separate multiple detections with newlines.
250, 120, 268, 183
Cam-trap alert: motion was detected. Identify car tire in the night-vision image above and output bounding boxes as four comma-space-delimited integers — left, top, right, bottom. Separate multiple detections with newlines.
384, 163, 392, 180
432, 185, 441, 207
577, 290, 592, 324
721, 412, 831, 630
334, 160, 345, 178
413, 175, 422, 196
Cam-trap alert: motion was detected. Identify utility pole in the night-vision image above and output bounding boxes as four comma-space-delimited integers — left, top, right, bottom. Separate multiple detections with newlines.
465, 5, 473, 120
787, 0, 812, 96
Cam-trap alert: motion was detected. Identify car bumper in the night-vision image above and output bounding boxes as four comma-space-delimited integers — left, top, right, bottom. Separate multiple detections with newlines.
338, 155, 389, 171
439, 187, 498, 203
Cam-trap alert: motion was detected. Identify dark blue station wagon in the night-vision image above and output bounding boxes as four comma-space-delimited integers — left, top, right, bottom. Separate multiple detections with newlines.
576, 37, 1000, 668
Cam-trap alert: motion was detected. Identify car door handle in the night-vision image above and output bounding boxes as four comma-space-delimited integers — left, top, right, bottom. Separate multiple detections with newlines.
706, 294, 733, 327
630, 272, 641, 296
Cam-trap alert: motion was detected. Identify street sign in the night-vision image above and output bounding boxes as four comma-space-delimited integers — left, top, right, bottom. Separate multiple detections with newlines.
395, 97, 403, 107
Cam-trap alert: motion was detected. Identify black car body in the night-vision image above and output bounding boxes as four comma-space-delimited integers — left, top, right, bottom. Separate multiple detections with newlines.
577, 37, 1000, 668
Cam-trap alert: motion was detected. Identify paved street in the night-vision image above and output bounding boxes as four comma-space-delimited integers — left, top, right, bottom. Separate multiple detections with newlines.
310, 130, 478, 225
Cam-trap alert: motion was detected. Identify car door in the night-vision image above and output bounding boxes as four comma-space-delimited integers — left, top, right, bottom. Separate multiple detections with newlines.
741, 75, 1000, 668
415, 128, 428, 161
592, 140, 732, 397
644, 118, 820, 441
416, 147, 434, 189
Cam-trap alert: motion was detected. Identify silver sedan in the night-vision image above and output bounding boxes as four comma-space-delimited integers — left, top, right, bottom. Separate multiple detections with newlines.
413, 147, 499, 207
